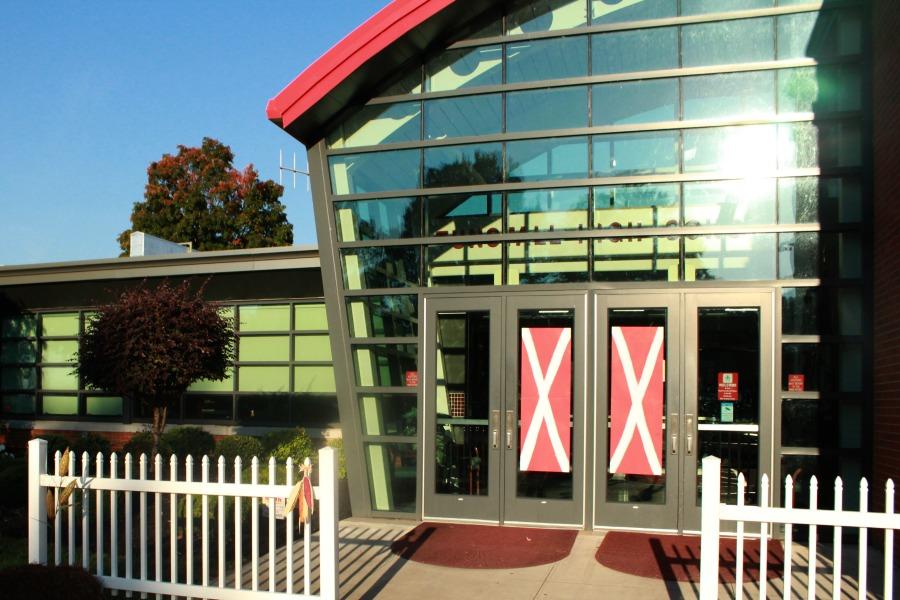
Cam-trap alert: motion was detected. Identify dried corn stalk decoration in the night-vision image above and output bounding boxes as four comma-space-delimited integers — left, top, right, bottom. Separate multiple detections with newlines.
284, 458, 315, 525
47, 447, 75, 521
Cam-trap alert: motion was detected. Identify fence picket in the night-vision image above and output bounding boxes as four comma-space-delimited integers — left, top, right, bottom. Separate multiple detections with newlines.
68, 452, 74, 566
185, 454, 194, 600
251, 457, 259, 591
96, 453, 105, 577
153, 454, 162, 600
759, 474, 769, 600
304, 457, 312, 598
807, 476, 818, 600
783, 475, 793, 600
832, 477, 842, 600
736, 473, 745, 600
886, 480, 894, 600
169, 454, 177, 587
139, 454, 148, 600
202, 456, 210, 589
54, 451, 61, 566
285, 458, 294, 595
125, 453, 133, 598
268, 456, 276, 593
858, 478, 868, 599
217, 456, 225, 590
110, 453, 118, 583
81, 452, 90, 571
234, 456, 242, 591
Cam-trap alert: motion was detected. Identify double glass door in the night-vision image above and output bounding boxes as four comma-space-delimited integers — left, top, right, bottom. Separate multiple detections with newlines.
595, 291, 773, 532
423, 294, 585, 526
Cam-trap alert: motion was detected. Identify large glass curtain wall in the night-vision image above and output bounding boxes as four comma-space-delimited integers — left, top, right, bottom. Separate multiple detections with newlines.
323, 0, 868, 513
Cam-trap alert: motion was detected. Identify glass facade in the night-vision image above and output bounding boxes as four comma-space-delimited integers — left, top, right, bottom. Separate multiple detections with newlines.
314, 0, 868, 516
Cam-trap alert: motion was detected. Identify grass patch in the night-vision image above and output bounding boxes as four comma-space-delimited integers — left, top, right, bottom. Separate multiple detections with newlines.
0, 536, 27, 569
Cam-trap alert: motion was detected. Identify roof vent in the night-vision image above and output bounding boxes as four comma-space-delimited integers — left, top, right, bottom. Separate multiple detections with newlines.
129, 232, 192, 257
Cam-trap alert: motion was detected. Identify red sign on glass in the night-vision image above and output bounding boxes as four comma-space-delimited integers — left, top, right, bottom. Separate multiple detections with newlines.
717, 372, 739, 402
405, 370, 418, 387
787, 374, 805, 392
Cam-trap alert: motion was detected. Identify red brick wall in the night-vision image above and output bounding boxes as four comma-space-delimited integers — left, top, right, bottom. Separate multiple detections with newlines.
873, 0, 900, 513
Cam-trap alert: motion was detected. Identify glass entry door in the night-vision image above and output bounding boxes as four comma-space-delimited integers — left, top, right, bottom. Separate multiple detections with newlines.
595, 291, 772, 532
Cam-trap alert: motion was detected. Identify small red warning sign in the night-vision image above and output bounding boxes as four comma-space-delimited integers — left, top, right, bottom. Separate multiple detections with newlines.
717, 372, 739, 402
405, 370, 418, 387
787, 373, 805, 392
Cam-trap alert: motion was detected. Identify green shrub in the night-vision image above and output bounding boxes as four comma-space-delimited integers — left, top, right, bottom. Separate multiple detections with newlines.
265, 428, 315, 466
0, 564, 103, 599
215, 435, 263, 465
71, 433, 111, 459
327, 437, 347, 480
161, 427, 215, 458
123, 432, 172, 459
0, 459, 27, 509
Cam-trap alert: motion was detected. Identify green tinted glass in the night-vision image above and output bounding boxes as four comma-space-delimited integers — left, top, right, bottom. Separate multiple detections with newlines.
425, 94, 501, 139
295, 335, 332, 362
346, 295, 418, 338
2, 394, 35, 414
353, 345, 418, 387
591, 28, 677, 75
188, 369, 234, 392
294, 366, 337, 393
424, 143, 503, 187
683, 71, 775, 121
295, 304, 329, 331
593, 132, 679, 177
359, 394, 417, 436
239, 336, 290, 362
238, 366, 289, 392
335, 197, 420, 242
330, 150, 421, 196
1, 315, 36, 338
365, 442, 417, 512
506, 37, 588, 83
86, 396, 123, 416
239, 305, 290, 332
592, 79, 677, 126
43, 395, 78, 415
326, 102, 422, 149
342, 246, 420, 290
42, 367, 79, 391
1, 340, 37, 364
1, 367, 36, 390
41, 340, 79, 364
41, 313, 80, 337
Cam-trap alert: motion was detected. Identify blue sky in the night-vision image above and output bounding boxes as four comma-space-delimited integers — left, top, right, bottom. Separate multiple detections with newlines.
0, 1, 387, 266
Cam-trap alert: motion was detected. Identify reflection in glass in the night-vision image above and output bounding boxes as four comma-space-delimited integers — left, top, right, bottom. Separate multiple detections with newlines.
592, 79, 677, 126
682, 71, 775, 121
682, 18, 774, 68
427, 243, 502, 286
360, 393, 417, 436
506, 37, 588, 83
591, 0, 676, 25
330, 150, 421, 195
777, 10, 861, 60
779, 65, 861, 114
508, 188, 588, 232
425, 94, 501, 139
508, 0, 587, 35
778, 177, 818, 224
507, 137, 589, 182
86, 396, 123, 417
782, 399, 821, 448
424, 143, 503, 187
342, 246, 420, 290
684, 125, 777, 175
353, 344, 418, 387
1, 316, 37, 338
779, 232, 819, 279
1, 394, 35, 414
426, 45, 502, 92
594, 184, 680, 229
347, 295, 418, 338
593, 132, 679, 177
594, 237, 680, 282
426, 193, 502, 237
183, 395, 233, 421
779, 122, 861, 170
326, 102, 421, 149
782, 343, 819, 392
335, 197, 420, 242
1, 367, 36, 390
592, 28, 677, 75
781, 287, 819, 335
683, 179, 776, 226
506, 87, 588, 132
0, 340, 36, 363
380, 68, 422, 96
508, 239, 589, 284
366, 442, 416, 512
684, 234, 776, 281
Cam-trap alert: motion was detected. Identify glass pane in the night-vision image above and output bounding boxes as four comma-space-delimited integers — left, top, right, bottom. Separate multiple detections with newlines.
237, 395, 285, 423
342, 246, 420, 290
427, 243, 503, 286
684, 234, 776, 281
294, 366, 337, 393
43, 395, 78, 416
777, 67, 818, 114
237, 366, 289, 392
290, 396, 339, 428
435, 311, 490, 496
782, 287, 819, 335
184, 395, 233, 420
781, 399, 821, 447
591, 28, 677, 75
779, 177, 861, 226
508, 0, 587, 35
777, 10, 861, 60
684, 125, 777, 175
683, 179, 776, 227
1, 315, 36, 338
507, 239, 589, 284
2, 394, 35, 414
43, 369, 78, 393
360, 393, 417, 436
594, 184, 680, 229
329, 150, 421, 195
425, 94, 501, 139
239, 305, 290, 332
517, 310, 574, 498
346, 295, 418, 338
1, 367, 36, 390
294, 304, 328, 331
592, 132, 679, 177
782, 344, 819, 392
778, 177, 819, 224
365, 442, 416, 512
425, 192, 502, 237
508, 137, 589, 182
682, 0, 771, 14
606, 308, 667, 503
594, 237, 680, 282
591, 0, 676, 25
1, 340, 36, 363
506, 36, 588, 84
426, 45, 502, 92
508, 188, 589, 232
381, 68, 422, 96
294, 335, 332, 362
839, 288, 862, 336
86, 396, 123, 416
779, 121, 862, 170
506, 87, 588, 133
778, 65, 863, 115
334, 197, 420, 242
839, 344, 862, 392
592, 79, 677, 126
779, 232, 818, 279
683, 71, 775, 121
239, 336, 290, 362
326, 102, 421, 149
353, 344, 418, 387
188, 369, 234, 392
41, 340, 79, 364
424, 143, 503, 187
41, 313, 80, 337
682, 18, 775, 68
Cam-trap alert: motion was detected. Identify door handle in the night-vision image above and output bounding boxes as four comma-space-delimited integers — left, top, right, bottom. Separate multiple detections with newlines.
491, 410, 500, 449
670, 413, 678, 455
685, 413, 695, 456
505, 410, 514, 449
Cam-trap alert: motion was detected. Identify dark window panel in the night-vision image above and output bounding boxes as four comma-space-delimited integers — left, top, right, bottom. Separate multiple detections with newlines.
353, 344, 418, 387
334, 197, 421, 242
424, 143, 503, 187
359, 394, 417, 436
508, 0, 587, 35
779, 232, 819, 280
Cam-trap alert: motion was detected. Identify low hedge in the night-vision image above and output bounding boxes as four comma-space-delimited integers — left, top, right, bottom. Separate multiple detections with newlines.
0, 564, 103, 600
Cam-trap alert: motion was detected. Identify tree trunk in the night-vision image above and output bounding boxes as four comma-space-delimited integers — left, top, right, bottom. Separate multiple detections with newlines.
151, 404, 168, 458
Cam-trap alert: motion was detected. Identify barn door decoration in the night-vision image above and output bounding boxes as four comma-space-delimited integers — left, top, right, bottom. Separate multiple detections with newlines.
608, 326, 665, 476
519, 327, 572, 473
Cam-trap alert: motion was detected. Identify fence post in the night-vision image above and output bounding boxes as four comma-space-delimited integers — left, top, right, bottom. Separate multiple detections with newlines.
27, 438, 48, 565
699, 455, 721, 600
318, 446, 340, 600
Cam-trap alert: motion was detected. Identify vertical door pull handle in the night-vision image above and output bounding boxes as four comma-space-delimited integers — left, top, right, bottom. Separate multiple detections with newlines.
671, 432, 678, 455
669, 413, 679, 455
685, 413, 695, 456
506, 410, 514, 449
491, 409, 500, 449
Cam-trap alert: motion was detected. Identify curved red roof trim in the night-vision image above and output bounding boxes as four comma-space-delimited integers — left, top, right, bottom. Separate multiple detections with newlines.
267, 0, 456, 130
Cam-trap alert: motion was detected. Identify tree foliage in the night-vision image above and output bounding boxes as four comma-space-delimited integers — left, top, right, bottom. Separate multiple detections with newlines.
118, 138, 292, 254
77, 281, 235, 453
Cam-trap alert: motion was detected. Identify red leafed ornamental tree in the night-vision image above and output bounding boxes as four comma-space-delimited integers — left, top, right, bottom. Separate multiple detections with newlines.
77, 281, 235, 455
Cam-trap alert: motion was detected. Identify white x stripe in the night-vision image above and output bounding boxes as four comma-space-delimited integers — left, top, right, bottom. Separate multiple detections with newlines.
608, 327, 664, 476
519, 328, 571, 473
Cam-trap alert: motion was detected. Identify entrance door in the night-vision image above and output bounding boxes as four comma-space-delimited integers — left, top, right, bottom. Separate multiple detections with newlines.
595, 291, 772, 532
423, 294, 585, 526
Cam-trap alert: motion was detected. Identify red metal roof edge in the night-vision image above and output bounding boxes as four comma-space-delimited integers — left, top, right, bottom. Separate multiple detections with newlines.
266, 0, 456, 130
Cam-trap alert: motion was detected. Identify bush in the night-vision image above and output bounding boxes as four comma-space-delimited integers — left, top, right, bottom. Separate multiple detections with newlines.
71, 433, 111, 459
264, 428, 315, 466
38, 435, 72, 459
0, 459, 27, 509
327, 437, 347, 480
161, 427, 215, 458
0, 564, 103, 599
123, 432, 172, 459
215, 435, 263, 465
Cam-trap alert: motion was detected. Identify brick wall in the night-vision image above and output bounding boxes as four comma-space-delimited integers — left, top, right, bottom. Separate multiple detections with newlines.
872, 0, 900, 514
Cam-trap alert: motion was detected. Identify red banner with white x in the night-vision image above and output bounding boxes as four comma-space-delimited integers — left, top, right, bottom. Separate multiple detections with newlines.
519, 327, 572, 473
608, 326, 665, 476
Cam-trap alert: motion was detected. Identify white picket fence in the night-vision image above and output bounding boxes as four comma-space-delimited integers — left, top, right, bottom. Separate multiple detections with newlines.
27, 438, 339, 600
699, 455, 898, 600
